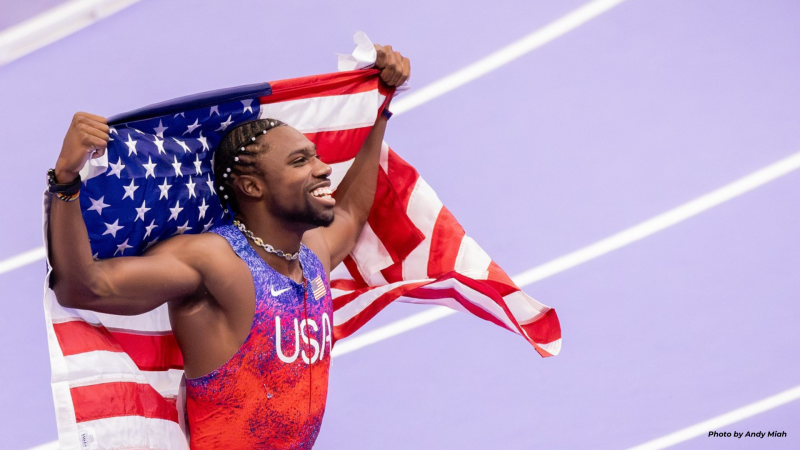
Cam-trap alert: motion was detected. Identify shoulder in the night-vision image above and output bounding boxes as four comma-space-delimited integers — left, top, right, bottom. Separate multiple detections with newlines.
302, 228, 331, 274
143, 232, 236, 268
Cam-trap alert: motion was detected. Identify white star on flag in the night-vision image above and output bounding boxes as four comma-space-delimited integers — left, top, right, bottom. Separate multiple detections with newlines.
168, 201, 183, 221
202, 219, 214, 232
107, 158, 125, 178
194, 154, 203, 175
122, 179, 138, 200
216, 115, 234, 132
186, 177, 197, 199
198, 198, 209, 220
173, 138, 192, 153
102, 219, 124, 238
124, 134, 138, 156
241, 99, 253, 114
143, 156, 157, 179
154, 136, 166, 155
183, 118, 201, 135
87, 196, 110, 216
174, 220, 191, 235
158, 178, 172, 200
172, 156, 183, 177
134, 200, 151, 222
144, 219, 158, 239
198, 132, 210, 152
206, 174, 216, 196
209, 105, 220, 116
153, 120, 168, 138
114, 239, 133, 256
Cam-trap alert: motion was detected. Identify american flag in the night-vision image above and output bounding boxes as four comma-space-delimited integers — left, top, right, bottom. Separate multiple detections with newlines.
311, 275, 326, 301
43, 69, 561, 450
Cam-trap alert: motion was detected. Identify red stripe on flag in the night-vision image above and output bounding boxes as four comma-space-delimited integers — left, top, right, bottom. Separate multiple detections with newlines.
306, 127, 372, 164
342, 255, 368, 288
427, 207, 466, 278
380, 261, 404, 284
386, 150, 421, 211
368, 169, 425, 264
263, 70, 383, 103
333, 281, 429, 340
402, 282, 514, 333
54, 320, 123, 355
54, 320, 183, 371
330, 278, 362, 291
71, 382, 178, 423
521, 309, 561, 348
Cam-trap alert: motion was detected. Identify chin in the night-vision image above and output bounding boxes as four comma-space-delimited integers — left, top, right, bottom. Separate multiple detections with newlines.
311, 211, 335, 228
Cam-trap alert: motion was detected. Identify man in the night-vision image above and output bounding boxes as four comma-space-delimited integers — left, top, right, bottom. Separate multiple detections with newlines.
48, 44, 410, 449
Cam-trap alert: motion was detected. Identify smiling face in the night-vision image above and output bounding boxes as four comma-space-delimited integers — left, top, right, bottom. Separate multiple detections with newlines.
243, 125, 335, 229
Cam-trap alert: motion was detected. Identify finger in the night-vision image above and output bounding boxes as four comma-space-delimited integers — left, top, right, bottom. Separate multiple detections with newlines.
374, 44, 387, 69
381, 66, 398, 84
389, 56, 404, 85
75, 111, 108, 124
78, 123, 110, 142
79, 115, 111, 134
75, 115, 111, 135
380, 51, 399, 84
91, 146, 106, 159
398, 56, 411, 85
85, 135, 108, 152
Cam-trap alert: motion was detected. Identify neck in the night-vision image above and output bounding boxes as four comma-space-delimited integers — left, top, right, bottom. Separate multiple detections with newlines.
236, 211, 307, 282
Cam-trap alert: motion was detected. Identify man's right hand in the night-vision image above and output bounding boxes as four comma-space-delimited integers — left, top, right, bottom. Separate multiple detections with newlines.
55, 112, 110, 182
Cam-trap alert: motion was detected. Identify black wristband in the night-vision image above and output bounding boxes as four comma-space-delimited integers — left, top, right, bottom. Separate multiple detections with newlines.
47, 169, 81, 196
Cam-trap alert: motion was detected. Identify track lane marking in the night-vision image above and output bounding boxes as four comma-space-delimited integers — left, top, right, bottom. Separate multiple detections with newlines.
624, 385, 800, 450
0, 0, 141, 66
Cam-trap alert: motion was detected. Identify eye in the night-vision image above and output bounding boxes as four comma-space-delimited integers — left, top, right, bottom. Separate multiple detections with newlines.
291, 156, 307, 165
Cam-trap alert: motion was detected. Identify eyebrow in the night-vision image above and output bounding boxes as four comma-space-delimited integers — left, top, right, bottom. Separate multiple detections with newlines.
286, 145, 317, 159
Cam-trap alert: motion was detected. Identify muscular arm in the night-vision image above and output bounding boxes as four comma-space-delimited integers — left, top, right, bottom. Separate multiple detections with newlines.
49, 113, 203, 315
308, 45, 410, 271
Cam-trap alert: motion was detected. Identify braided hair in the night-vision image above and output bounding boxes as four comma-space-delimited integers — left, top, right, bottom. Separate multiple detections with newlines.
214, 118, 287, 214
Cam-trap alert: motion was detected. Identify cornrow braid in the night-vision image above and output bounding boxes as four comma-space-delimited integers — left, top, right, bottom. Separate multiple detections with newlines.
214, 118, 287, 214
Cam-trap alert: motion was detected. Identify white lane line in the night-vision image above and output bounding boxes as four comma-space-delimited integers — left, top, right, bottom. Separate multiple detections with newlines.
332, 150, 800, 356
24, 441, 59, 450
1, 0, 630, 276
0, 0, 141, 67
624, 384, 800, 450
392, 0, 630, 116
0, 246, 46, 275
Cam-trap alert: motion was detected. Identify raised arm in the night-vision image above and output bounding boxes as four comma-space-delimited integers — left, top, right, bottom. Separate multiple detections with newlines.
308, 45, 410, 270
48, 113, 203, 315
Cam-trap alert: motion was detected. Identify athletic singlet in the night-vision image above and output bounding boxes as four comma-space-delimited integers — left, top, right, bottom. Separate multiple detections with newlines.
185, 224, 333, 450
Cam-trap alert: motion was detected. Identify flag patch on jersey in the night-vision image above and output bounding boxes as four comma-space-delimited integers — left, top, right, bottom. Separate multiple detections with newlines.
311, 275, 326, 300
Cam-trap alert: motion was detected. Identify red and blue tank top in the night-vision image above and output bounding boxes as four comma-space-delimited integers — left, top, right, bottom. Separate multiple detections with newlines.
185, 224, 333, 450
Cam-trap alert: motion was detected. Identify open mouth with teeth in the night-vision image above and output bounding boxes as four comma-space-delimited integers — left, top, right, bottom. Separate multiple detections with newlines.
310, 186, 335, 206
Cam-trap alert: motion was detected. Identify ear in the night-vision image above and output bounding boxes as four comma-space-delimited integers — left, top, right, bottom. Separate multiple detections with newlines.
233, 174, 264, 201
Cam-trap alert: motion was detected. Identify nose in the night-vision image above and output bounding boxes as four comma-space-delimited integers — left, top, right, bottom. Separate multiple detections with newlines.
313, 157, 332, 179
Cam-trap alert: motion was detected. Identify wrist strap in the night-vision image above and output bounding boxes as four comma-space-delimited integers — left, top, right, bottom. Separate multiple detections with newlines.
48, 168, 81, 200
381, 108, 393, 120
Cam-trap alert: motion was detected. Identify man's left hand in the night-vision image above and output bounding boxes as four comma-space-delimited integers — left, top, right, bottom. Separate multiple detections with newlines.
374, 44, 410, 87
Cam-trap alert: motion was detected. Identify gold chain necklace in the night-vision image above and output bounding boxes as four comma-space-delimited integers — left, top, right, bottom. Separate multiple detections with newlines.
233, 220, 300, 261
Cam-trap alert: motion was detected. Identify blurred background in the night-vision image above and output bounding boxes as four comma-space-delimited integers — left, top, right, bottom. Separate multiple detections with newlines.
1, 0, 799, 449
